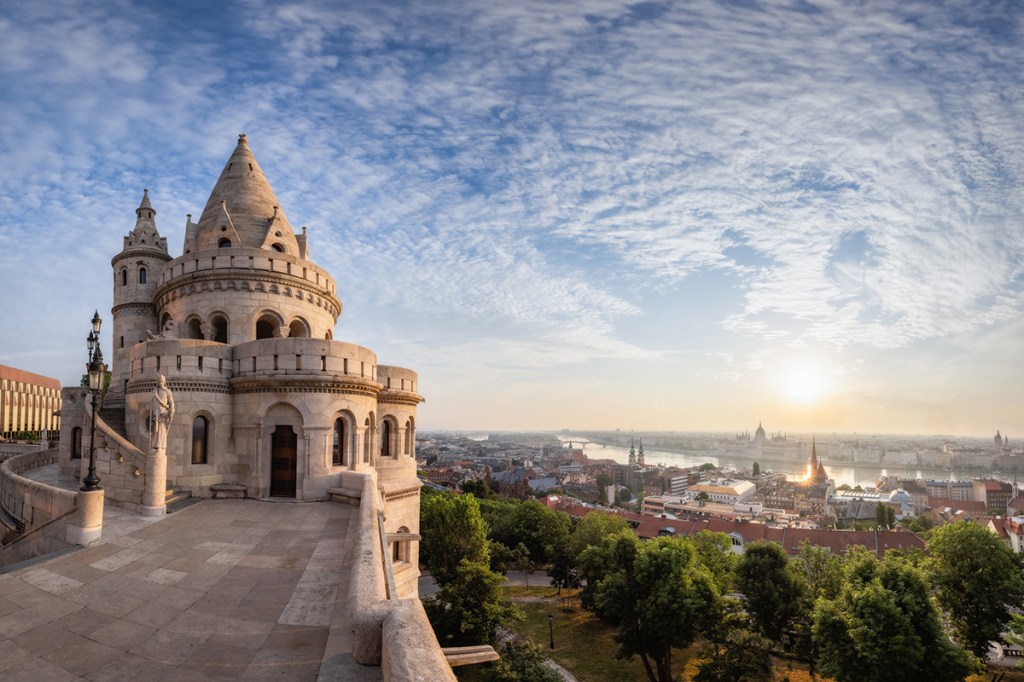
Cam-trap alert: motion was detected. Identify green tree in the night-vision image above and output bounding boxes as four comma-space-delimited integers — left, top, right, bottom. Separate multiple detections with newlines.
424, 559, 522, 647
546, 534, 580, 594
488, 499, 570, 565
420, 491, 489, 585
736, 541, 805, 642
460, 478, 494, 499
484, 639, 562, 682
927, 520, 1024, 657
568, 511, 631, 557
489, 540, 516, 574
591, 534, 723, 682
695, 491, 710, 506
691, 531, 738, 595
901, 515, 934, 533
791, 540, 843, 601
875, 502, 895, 528
813, 552, 975, 682
512, 542, 534, 587
751, 461, 760, 477
695, 629, 773, 682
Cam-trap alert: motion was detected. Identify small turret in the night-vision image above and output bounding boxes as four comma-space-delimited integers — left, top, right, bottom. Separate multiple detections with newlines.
109, 190, 172, 407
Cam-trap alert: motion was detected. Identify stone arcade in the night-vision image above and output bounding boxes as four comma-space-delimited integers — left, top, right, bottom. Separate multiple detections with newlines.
57, 134, 424, 597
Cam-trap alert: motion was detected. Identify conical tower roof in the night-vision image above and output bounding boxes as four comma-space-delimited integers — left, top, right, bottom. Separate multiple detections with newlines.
194, 134, 299, 254
121, 189, 167, 253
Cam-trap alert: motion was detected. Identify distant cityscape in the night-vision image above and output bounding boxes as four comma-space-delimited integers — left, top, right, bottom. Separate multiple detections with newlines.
418, 426, 1024, 538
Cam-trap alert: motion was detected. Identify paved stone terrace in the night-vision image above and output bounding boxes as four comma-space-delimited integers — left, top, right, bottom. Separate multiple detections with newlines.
0, 499, 382, 681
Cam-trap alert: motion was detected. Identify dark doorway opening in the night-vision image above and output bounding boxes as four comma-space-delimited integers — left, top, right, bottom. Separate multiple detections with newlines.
270, 425, 297, 498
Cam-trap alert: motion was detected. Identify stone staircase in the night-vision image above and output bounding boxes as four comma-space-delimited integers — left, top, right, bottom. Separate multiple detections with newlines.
98, 404, 127, 439
165, 483, 200, 514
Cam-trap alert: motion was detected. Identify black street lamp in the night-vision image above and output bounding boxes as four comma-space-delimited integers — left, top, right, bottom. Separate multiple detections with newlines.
82, 310, 105, 492
548, 613, 555, 649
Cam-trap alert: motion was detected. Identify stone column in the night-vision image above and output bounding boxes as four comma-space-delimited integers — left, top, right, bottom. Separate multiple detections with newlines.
140, 449, 167, 516
66, 489, 104, 545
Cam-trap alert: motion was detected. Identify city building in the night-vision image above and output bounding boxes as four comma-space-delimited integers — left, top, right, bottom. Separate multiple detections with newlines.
57, 135, 424, 596
0, 366, 61, 441
689, 478, 756, 505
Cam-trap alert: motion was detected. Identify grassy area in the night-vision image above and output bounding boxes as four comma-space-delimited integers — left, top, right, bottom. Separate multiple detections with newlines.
503, 586, 693, 682
494, 586, 1023, 682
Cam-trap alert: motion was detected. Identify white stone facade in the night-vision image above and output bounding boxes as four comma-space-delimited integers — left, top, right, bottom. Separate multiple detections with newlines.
58, 135, 424, 594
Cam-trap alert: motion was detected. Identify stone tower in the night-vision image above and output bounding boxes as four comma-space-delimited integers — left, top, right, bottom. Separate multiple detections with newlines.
109, 190, 171, 407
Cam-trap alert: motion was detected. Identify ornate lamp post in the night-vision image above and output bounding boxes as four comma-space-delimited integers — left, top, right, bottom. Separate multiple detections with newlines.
548, 613, 555, 649
82, 310, 105, 492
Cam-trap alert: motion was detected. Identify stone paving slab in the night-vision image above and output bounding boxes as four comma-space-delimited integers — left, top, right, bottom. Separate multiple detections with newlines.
0, 499, 382, 681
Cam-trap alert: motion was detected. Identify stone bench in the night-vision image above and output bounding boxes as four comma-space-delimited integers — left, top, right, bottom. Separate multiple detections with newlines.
210, 483, 247, 499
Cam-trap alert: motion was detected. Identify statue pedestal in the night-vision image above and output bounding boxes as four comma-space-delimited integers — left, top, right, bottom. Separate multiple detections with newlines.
67, 489, 104, 545
141, 447, 167, 516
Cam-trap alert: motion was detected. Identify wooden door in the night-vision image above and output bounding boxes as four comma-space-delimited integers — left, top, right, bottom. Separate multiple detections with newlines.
270, 425, 297, 498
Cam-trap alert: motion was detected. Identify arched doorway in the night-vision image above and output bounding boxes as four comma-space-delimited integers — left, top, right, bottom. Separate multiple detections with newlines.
270, 425, 297, 497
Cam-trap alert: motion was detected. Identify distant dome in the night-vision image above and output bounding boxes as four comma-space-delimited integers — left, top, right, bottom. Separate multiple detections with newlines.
755, 422, 766, 440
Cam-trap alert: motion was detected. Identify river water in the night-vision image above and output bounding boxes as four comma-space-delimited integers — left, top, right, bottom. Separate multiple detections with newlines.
557, 436, 978, 489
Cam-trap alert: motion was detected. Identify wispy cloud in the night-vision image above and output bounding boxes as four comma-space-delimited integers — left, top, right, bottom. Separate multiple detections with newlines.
1, 0, 1022, 433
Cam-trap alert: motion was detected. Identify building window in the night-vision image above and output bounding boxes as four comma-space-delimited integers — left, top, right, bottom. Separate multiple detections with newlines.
219, 238, 231, 248
380, 420, 392, 458
192, 416, 208, 464
139, 267, 147, 284
121, 269, 127, 286
333, 418, 346, 466
271, 243, 285, 252
211, 315, 228, 343
71, 427, 82, 459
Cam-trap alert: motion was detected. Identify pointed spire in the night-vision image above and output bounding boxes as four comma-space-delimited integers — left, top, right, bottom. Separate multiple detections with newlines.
136, 188, 154, 219
194, 135, 299, 253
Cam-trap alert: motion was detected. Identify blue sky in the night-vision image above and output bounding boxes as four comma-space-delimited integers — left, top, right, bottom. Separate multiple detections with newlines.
1, 0, 1022, 436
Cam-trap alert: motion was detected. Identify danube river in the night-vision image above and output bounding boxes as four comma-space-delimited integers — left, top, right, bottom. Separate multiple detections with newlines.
557, 435, 978, 490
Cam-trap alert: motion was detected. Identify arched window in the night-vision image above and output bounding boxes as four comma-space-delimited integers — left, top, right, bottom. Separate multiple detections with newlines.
186, 318, 203, 339
405, 419, 414, 455
192, 416, 208, 464
270, 243, 285, 253
211, 315, 228, 343
121, 269, 127, 286
218, 238, 231, 248
393, 526, 410, 563
380, 419, 393, 458
288, 319, 309, 338
256, 314, 279, 340
71, 427, 82, 459
139, 267, 147, 284
364, 416, 373, 463
332, 418, 346, 466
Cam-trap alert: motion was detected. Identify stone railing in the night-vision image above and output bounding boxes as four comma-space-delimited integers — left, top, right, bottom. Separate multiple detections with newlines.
344, 472, 455, 682
91, 415, 149, 512
0, 448, 74, 528
0, 448, 103, 568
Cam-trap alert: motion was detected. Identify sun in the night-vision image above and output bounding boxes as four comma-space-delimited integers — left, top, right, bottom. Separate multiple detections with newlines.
782, 365, 828, 404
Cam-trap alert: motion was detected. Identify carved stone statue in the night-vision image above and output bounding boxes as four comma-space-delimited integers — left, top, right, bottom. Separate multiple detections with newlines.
149, 375, 175, 453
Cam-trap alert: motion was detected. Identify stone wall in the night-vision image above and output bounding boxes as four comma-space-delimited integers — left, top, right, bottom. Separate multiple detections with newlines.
0, 448, 76, 528
0, 448, 80, 567
88, 416, 149, 512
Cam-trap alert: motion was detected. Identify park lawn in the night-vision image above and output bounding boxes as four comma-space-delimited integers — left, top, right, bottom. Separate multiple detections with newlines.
506, 587, 693, 682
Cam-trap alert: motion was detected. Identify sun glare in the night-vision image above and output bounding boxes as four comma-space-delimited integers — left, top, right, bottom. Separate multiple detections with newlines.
783, 365, 827, 404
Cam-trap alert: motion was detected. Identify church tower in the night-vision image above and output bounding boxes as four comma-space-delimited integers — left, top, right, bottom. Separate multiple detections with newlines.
109, 190, 171, 406
637, 438, 645, 467
628, 437, 636, 466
